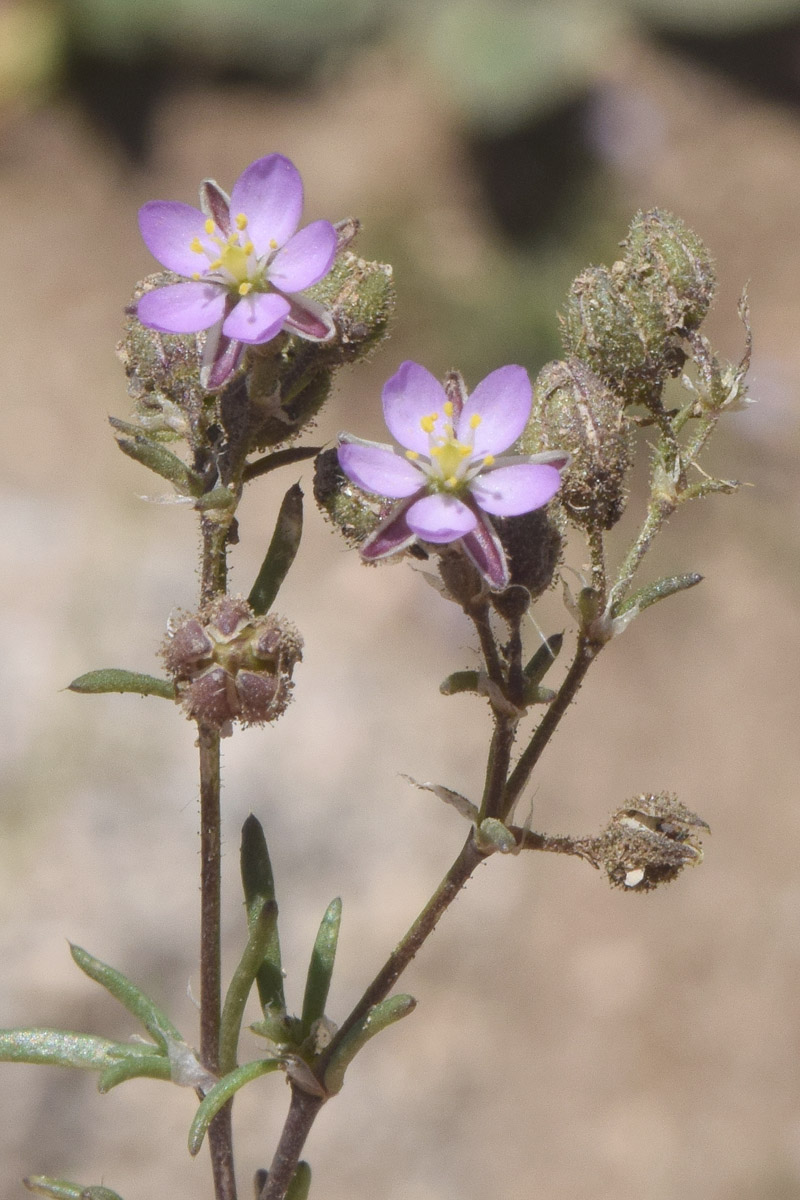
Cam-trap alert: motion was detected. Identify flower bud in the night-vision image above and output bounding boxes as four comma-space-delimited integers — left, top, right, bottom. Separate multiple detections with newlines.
313, 448, 386, 547
597, 792, 709, 892
162, 597, 302, 733
521, 358, 633, 531
490, 508, 563, 619
621, 208, 716, 332
561, 265, 676, 407
117, 272, 204, 437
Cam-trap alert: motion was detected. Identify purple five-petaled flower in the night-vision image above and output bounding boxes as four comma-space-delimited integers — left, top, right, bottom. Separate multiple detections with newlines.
136, 154, 337, 390
337, 361, 569, 591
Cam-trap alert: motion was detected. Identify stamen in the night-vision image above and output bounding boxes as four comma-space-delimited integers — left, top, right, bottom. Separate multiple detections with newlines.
238, 282, 252, 296
190, 236, 205, 254
483, 454, 495, 467
420, 413, 438, 434
405, 450, 419, 460
235, 213, 248, 230
430, 446, 442, 458
243, 241, 254, 256
204, 218, 215, 235
469, 414, 482, 429
459, 446, 472, 458
269, 238, 278, 250
191, 272, 201, 281
210, 258, 223, 270
445, 476, 458, 488
443, 400, 453, 417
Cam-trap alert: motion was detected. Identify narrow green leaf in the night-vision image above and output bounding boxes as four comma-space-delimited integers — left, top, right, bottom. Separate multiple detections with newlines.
113, 429, 204, 496
248, 483, 303, 615
439, 670, 481, 697
70, 944, 183, 1052
286, 1162, 312, 1200
98, 1054, 172, 1093
243, 446, 322, 483
0, 1028, 122, 1071
24, 1177, 123, 1200
219, 900, 279, 1074
522, 633, 563, 685
615, 573, 703, 618
240, 815, 285, 1014
301, 898, 342, 1038
67, 669, 175, 700
188, 1059, 282, 1156
323, 994, 416, 1096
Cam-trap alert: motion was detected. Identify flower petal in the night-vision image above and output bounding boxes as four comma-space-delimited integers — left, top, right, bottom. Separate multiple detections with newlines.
230, 154, 303, 257
138, 201, 215, 275
137, 281, 227, 333
461, 514, 509, 590
360, 502, 419, 562
282, 293, 335, 342
406, 493, 477, 544
459, 365, 532, 456
269, 220, 337, 291
338, 439, 424, 498
470, 463, 562, 516
382, 361, 448, 455
222, 292, 290, 344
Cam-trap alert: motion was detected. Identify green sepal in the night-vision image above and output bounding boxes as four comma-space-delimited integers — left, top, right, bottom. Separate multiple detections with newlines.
439, 670, 481, 697
323, 994, 416, 1096
219, 900, 279, 1074
0, 1029, 118, 1071
188, 1059, 282, 1156
243, 446, 322, 484
98, 1054, 172, 1093
111, 422, 204, 496
300, 898, 342, 1038
240, 815, 285, 1015
70, 944, 184, 1053
24, 1176, 123, 1200
248, 483, 304, 616
286, 1162, 312, 1200
615, 573, 703, 618
522, 634, 563, 686
67, 669, 175, 700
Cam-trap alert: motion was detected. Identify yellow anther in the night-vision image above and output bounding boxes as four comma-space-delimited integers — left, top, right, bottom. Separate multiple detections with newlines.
405, 450, 419, 460
483, 454, 495, 467
443, 400, 453, 417
459, 445, 472, 458
235, 213, 248, 230
191, 272, 201, 281
469, 413, 482, 429
269, 238, 278, 250
210, 258, 223, 270
243, 241, 254, 256
420, 414, 438, 434
430, 446, 442, 458
190, 236, 205, 254
238, 282, 253, 296
445, 475, 458, 488
204, 218, 215, 235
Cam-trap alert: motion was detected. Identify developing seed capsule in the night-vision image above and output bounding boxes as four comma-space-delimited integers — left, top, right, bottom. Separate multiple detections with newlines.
313, 448, 387, 548
489, 508, 564, 619
520, 359, 633, 531
162, 597, 302, 733
621, 208, 716, 333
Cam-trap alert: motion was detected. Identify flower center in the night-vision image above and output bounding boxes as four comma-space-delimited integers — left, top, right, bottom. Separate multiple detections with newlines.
190, 214, 275, 297
408, 402, 493, 492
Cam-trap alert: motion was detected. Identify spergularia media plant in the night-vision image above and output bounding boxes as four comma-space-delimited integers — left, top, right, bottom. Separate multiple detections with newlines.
0, 152, 751, 1200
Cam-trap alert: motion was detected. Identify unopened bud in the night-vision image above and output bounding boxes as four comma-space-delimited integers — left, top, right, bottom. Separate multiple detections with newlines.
622, 208, 716, 333
162, 599, 302, 733
522, 358, 633, 531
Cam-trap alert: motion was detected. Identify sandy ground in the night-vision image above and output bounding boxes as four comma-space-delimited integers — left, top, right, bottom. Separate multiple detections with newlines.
1, 36, 800, 1200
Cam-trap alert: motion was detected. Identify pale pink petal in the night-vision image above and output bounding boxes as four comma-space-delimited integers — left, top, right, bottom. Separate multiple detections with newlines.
360, 503, 418, 561
199, 179, 231, 236
282, 293, 335, 341
406, 493, 477, 544
269, 220, 337, 291
382, 361, 448, 455
470, 463, 562, 516
138, 201, 215, 275
222, 292, 290, 344
338, 439, 424, 498
461, 514, 509, 590
137, 281, 227, 333
230, 154, 303, 257
459, 365, 532, 456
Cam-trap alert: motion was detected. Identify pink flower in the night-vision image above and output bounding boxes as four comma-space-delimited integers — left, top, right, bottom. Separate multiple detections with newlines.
137, 154, 337, 389
337, 361, 568, 590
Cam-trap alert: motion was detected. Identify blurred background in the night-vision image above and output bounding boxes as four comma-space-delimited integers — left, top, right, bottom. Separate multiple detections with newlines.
1, 1, 800, 1197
